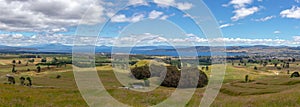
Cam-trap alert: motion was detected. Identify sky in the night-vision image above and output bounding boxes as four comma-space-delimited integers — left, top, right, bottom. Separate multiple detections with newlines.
0, 0, 300, 46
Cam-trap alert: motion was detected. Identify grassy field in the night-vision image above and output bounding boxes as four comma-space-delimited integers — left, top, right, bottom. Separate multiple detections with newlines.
1, 56, 300, 107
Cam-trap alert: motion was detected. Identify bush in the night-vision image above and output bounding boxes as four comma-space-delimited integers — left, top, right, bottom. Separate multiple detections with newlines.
130, 64, 165, 79
160, 66, 208, 88
131, 66, 151, 80
291, 72, 300, 78
131, 65, 209, 88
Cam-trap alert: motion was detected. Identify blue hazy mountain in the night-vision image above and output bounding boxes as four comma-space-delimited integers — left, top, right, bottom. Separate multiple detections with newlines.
22, 43, 72, 53
0, 43, 260, 56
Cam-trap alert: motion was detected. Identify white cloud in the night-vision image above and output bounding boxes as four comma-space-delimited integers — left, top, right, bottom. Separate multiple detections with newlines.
258, 0, 263, 2
0, 33, 75, 46
253, 16, 275, 22
293, 36, 300, 41
176, 2, 193, 10
153, 0, 193, 11
160, 15, 169, 20
111, 14, 145, 23
296, 0, 300, 3
49, 28, 67, 33
12, 34, 24, 39
128, 0, 147, 5
226, 0, 260, 21
280, 6, 300, 19
131, 14, 145, 22
229, 0, 253, 8
111, 10, 172, 22
2, 32, 300, 46
149, 10, 164, 19
231, 7, 260, 21
213, 38, 287, 45
0, 0, 105, 32
219, 23, 234, 28
274, 30, 281, 34
0, 34, 9, 39
111, 14, 128, 22
153, 0, 176, 6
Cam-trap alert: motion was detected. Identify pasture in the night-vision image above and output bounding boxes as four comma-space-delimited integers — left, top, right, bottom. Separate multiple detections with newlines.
0, 54, 300, 107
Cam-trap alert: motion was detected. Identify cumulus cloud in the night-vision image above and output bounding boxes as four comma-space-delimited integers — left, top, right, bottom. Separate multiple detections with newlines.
274, 30, 281, 34
229, 0, 253, 8
0, 0, 105, 32
149, 10, 164, 19
212, 38, 287, 45
231, 7, 259, 21
0, 33, 74, 46
153, 0, 176, 6
128, 0, 147, 5
253, 16, 276, 22
176, 2, 193, 10
2, 32, 300, 46
153, 0, 193, 11
219, 23, 234, 28
111, 14, 145, 23
111, 10, 172, 22
12, 34, 23, 39
225, 0, 260, 21
280, 6, 300, 19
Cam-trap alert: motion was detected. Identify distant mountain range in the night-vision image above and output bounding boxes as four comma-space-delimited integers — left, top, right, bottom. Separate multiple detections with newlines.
1, 44, 300, 56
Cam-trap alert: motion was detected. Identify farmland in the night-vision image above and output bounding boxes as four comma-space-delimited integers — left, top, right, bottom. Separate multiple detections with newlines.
0, 54, 300, 107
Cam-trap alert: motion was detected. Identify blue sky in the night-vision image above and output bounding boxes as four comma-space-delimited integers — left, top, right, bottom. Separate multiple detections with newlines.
205, 0, 300, 40
0, 0, 300, 46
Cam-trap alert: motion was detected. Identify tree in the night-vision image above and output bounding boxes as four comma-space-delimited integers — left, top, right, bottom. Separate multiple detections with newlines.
160, 66, 208, 88
254, 66, 258, 70
263, 62, 267, 67
245, 75, 249, 82
36, 65, 41, 73
12, 65, 16, 73
12, 60, 16, 64
131, 65, 151, 79
292, 58, 296, 62
20, 77, 25, 85
28, 59, 35, 63
286, 63, 290, 68
56, 75, 61, 79
41, 58, 47, 63
7, 76, 15, 84
291, 72, 300, 78
26, 77, 32, 86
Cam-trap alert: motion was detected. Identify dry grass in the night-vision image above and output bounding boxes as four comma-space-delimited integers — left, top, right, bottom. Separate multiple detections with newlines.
1, 57, 300, 106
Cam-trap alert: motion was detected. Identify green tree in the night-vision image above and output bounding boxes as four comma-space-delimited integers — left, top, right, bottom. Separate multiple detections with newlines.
12, 60, 16, 64
41, 58, 47, 62
254, 66, 258, 70
12, 65, 16, 73
36, 65, 41, 73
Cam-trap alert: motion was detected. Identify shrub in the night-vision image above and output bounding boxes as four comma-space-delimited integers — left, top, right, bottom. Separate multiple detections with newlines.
131, 65, 151, 80
131, 65, 209, 88
291, 72, 300, 78
160, 66, 208, 88
130, 63, 165, 79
